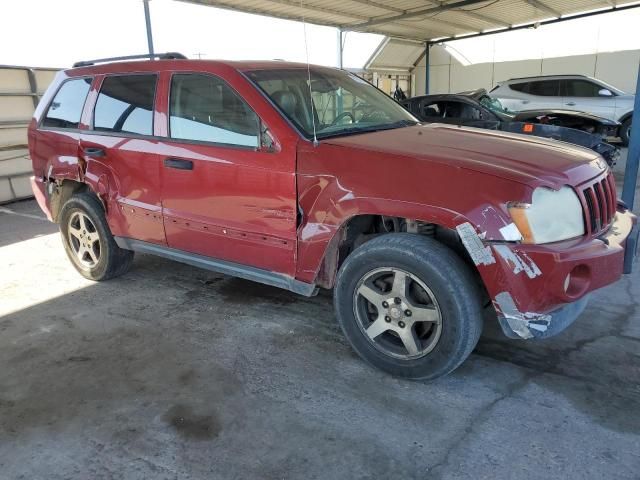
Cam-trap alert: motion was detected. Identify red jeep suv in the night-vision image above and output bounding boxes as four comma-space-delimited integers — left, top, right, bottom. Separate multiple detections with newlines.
29, 53, 638, 380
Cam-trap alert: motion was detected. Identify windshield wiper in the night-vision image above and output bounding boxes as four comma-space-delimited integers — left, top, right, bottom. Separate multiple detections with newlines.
317, 119, 419, 139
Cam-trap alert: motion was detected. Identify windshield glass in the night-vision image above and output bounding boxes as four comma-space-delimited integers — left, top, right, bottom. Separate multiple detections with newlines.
245, 68, 418, 139
479, 95, 511, 115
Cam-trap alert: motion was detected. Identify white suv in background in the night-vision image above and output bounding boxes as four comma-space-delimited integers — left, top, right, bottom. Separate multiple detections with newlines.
491, 75, 634, 145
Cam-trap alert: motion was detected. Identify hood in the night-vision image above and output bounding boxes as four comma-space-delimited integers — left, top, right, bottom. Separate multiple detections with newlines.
513, 109, 619, 126
323, 124, 606, 187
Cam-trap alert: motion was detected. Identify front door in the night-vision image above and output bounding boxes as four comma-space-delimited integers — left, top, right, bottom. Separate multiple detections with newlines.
561, 79, 617, 120
159, 72, 298, 276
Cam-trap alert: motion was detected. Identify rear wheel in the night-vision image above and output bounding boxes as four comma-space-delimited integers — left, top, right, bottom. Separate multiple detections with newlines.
59, 192, 133, 281
620, 118, 632, 146
334, 233, 483, 380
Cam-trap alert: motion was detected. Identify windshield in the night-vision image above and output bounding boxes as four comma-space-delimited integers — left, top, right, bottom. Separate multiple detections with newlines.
245, 68, 418, 139
479, 95, 511, 115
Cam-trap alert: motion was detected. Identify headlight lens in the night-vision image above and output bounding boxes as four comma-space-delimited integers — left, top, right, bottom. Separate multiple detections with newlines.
508, 186, 585, 244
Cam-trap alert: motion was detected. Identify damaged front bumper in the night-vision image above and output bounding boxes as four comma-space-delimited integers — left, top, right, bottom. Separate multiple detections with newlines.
495, 291, 590, 339
462, 208, 637, 340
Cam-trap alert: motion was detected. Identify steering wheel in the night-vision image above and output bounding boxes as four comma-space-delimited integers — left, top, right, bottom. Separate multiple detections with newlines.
330, 111, 355, 126
360, 109, 388, 123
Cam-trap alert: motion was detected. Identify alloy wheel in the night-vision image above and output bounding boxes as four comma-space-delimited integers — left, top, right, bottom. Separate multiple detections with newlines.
353, 267, 443, 360
67, 211, 101, 268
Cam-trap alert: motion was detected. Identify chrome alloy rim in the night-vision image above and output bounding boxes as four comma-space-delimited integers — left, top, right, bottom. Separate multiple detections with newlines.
67, 211, 101, 268
353, 267, 443, 360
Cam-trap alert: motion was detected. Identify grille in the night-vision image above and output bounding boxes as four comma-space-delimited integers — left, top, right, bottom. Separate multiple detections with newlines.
580, 173, 616, 235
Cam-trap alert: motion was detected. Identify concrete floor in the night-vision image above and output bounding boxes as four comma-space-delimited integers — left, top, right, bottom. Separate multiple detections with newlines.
1, 164, 639, 479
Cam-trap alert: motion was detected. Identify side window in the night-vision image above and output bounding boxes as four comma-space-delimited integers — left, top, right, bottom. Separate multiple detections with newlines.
93, 75, 156, 135
421, 102, 443, 118
440, 101, 464, 118
169, 74, 259, 148
42, 78, 92, 129
564, 80, 601, 97
460, 104, 484, 120
509, 82, 530, 93
528, 80, 560, 96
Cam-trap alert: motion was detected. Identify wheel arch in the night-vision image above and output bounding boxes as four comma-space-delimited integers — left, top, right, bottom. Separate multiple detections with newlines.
618, 111, 633, 124
305, 203, 477, 289
49, 179, 104, 223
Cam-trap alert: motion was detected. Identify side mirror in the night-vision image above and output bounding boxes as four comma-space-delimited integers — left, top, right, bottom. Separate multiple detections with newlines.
598, 88, 613, 97
257, 120, 276, 152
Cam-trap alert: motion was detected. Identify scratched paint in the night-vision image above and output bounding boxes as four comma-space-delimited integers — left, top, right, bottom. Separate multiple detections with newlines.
495, 291, 551, 339
493, 245, 542, 279
455, 222, 495, 266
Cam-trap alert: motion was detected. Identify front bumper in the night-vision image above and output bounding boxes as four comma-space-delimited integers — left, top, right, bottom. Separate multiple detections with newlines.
471, 208, 637, 340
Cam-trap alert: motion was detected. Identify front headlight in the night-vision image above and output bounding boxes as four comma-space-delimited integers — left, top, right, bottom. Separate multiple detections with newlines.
508, 186, 585, 244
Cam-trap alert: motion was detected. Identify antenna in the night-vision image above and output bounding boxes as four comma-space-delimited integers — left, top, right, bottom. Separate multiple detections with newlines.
300, 1, 319, 146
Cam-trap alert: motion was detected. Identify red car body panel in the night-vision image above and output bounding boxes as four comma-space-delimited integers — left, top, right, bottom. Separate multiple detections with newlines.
29, 59, 637, 340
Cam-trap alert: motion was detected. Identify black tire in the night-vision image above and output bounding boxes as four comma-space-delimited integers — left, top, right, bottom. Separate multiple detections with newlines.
59, 192, 134, 281
334, 233, 483, 381
620, 118, 632, 147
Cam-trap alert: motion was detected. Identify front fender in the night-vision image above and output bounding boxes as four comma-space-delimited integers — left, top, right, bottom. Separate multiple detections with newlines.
295, 176, 513, 284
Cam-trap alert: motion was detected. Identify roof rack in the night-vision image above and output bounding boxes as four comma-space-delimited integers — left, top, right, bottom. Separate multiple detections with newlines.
73, 52, 187, 68
506, 74, 589, 82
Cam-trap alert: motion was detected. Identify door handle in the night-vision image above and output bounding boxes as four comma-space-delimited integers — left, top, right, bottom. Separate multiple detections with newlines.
566, 102, 576, 106
82, 147, 105, 157
164, 158, 193, 170
521, 100, 530, 104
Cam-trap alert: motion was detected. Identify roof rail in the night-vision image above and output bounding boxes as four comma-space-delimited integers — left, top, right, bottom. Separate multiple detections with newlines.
507, 74, 589, 82
73, 52, 187, 68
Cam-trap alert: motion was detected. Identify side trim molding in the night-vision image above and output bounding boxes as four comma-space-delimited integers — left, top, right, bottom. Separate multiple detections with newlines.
114, 237, 318, 297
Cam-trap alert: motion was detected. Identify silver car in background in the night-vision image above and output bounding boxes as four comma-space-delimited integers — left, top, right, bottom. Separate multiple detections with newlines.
491, 74, 634, 145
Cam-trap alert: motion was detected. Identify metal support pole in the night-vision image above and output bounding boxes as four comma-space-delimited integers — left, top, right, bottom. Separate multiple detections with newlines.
425, 43, 431, 95
143, 0, 155, 56
622, 64, 640, 210
337, 29, 344, 69
337, 29, 344, 114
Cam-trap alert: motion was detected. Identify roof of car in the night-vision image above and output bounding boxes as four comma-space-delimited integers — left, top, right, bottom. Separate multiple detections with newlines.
503, 74, 592, 83
67, 58, 336, 75
407, 89, 487, 102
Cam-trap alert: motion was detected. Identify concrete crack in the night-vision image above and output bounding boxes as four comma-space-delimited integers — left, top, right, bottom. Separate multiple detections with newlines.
425, 370, 541, 479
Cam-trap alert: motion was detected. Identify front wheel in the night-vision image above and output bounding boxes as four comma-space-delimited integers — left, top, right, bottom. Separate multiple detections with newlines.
334, 234, 483, 380
620, 118, 632, 147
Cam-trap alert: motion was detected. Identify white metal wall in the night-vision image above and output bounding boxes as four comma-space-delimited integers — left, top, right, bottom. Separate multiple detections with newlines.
0, 66, 57, 204
414, 45, 640, 97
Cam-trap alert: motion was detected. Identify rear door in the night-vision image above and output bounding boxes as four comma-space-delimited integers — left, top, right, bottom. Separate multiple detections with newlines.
158, 72, 298, 276
508, 80, 563, 111
79, 73, 166, 244
518, 79, 563, 110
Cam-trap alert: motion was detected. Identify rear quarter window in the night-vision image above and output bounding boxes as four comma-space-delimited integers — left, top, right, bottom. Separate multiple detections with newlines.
509, 82, 529, 93
42, 78, 92, 129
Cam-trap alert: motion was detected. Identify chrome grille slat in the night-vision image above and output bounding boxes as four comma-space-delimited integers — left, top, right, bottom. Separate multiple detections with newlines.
580, 172, 616, 236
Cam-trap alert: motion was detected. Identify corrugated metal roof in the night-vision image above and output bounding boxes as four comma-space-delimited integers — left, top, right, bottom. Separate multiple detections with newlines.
178, 0, 640, 42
